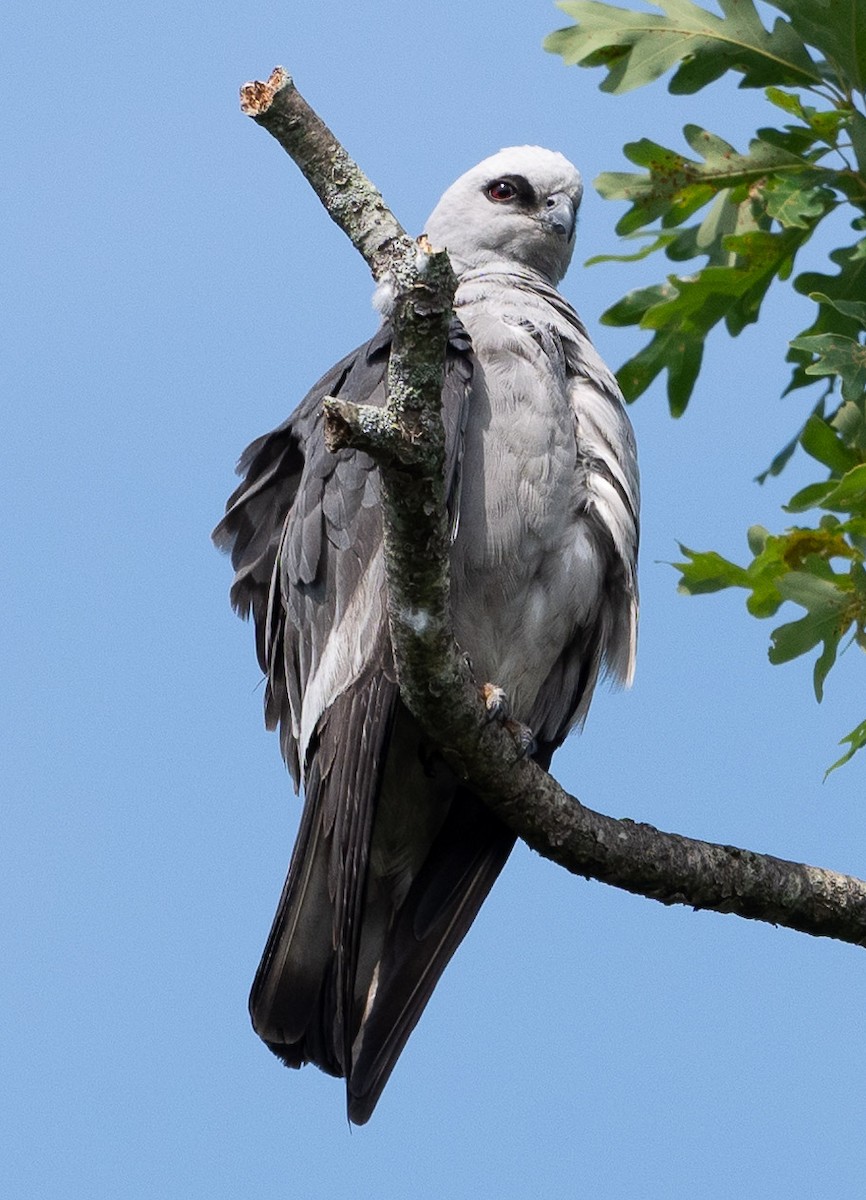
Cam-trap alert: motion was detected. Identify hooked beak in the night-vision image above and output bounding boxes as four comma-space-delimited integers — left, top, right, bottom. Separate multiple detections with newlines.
539, 193, 576, 241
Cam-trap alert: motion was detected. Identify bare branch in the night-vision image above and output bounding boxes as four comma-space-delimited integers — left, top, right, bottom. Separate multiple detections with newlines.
239, 69, 866, 952
240, 67, 414, 281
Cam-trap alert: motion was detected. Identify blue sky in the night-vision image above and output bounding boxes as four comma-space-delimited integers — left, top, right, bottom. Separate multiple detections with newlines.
4, 2, 866, 1197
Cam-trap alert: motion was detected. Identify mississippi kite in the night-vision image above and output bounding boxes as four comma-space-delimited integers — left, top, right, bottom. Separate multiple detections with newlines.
214, 146, 639, 1123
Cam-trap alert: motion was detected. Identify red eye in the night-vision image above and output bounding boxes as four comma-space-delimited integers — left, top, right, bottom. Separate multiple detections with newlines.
487, 180, 517, 202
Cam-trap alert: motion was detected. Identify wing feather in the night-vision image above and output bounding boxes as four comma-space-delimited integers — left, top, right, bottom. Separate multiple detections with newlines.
215, 320, 488, 1116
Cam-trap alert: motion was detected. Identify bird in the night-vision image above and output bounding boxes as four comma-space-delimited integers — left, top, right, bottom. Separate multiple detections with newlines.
214, 146, 639, 1124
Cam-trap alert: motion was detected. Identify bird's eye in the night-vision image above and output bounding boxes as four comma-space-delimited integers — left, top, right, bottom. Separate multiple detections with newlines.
486, 180, 517, 202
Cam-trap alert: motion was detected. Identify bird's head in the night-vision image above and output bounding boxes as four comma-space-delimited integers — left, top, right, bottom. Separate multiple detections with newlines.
423, 146, 583, 285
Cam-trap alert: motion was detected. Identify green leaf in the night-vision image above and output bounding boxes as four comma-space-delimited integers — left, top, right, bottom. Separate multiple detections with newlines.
590, 113, 847, 410
788, 242, 866, 392
756, 121, 828, 158
833, 400, 866, 455
799, 413, 860, 473
768, 609, 829, 663
615, 323, 704, 412
672, 526, 866, 709
545, 0, 821, 94
809, 291, 866, 329
794, 244, 866, 312
762, 175, 836, 228
818, 463, 866, 513
775, 526, 862, 566
850, 112, 866, 179
770, 570, 850, 698
784, 481, 840, 512
747, 524, 769, 555
762, 88, 849, 144
677, 531, 782, 615
825, 717, 866, 777
596, 127, 812, 236
812, 623, 842, 700
749, 535, 834, 618
765, 85, 806, 118
708, 229, 807, 333
585, 230, 679, 265
789, 333, 866, 402
776, 569, 849, 609
675, 188, 764, 265
675, 524, 861, 612
675, 545, 751, 593
602, 282, 674, 326
756, 436, 798, 483
764, 0, 866, 95
601, 223, 810, 408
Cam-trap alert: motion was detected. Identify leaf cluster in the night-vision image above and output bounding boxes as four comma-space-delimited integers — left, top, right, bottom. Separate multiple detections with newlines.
591, 96, 865, 412
676, 379, 866, 772
547, 0, 866, 768
675, 293, 866, 773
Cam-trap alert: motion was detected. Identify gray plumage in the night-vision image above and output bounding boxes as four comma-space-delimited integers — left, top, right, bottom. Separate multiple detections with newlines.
214, 146, 639, 1123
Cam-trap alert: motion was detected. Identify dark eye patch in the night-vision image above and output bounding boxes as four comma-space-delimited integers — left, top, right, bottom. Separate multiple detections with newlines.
483, 173, 535, 206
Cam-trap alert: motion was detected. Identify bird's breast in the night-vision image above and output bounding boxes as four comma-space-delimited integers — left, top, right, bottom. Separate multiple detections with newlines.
449, 308, 606, 723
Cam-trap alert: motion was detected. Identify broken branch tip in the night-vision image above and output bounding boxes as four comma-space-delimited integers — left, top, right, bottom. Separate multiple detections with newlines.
239, 66, 293, 117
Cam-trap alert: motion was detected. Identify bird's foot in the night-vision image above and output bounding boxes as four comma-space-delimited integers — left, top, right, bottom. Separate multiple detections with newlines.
503, 718, 537, 759
479, 683, 536, 758
480, 682, 509, 722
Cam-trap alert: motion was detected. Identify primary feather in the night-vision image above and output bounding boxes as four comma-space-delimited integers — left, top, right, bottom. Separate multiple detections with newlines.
214, 146, 639, 1123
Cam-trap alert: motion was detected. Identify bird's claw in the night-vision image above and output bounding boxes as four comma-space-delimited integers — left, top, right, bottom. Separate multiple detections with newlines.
503, 718, 537, 759
479, 683, 536, 758
480, 682, 509, 723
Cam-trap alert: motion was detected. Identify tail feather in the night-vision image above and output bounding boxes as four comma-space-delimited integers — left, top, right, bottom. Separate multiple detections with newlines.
347, 790, 514, 1123
248, 680, 515, 1123
249, 674, 397, 1077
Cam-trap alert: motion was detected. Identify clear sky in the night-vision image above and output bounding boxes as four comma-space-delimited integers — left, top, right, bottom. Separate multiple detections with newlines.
4, 2, 866, 1197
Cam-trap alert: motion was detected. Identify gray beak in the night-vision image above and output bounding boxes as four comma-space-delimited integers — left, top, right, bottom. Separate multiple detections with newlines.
540, 193, 576, 241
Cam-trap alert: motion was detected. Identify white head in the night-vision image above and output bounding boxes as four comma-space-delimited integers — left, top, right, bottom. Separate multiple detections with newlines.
424, 146, 583, 285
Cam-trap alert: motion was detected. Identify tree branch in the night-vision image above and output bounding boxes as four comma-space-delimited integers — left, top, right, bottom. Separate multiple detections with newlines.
239, 68, 866, 951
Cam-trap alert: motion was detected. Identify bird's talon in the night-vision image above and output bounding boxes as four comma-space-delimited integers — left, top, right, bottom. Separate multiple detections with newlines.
480, 682, 509, 723
503, 718, 537, 759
